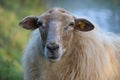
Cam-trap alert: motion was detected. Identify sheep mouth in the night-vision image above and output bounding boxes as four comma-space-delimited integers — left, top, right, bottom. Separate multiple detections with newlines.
44, 47, 62, 62
48, 56, 59, 60
47, 53, 61, 62
47, 52, 60, 59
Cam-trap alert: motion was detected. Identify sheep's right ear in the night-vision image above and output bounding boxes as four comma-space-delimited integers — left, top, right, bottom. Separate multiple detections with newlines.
19, 16, 38, 30
74, 18, 94, 31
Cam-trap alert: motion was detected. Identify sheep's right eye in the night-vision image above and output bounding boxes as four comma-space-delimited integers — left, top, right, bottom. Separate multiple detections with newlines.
37, 21, 43, 27
69, 22, 75, 27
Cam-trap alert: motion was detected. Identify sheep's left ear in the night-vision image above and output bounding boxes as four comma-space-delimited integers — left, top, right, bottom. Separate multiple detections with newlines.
74, 18, 94, 31
19, 16, 38, 30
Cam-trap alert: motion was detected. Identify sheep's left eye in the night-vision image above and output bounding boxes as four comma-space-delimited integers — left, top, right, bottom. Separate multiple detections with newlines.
37, 21, 43, 27
69, 22, 75, 27
64, 22, 75, 30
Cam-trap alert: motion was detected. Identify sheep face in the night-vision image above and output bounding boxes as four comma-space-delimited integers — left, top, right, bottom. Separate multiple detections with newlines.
19, 8, 94, 62
38, 9, 76, 62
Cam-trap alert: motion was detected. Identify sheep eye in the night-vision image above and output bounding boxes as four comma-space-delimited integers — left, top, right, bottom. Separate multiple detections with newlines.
64, 22, 75, 30
69, 22, 75, 27
37, 21, 43, 27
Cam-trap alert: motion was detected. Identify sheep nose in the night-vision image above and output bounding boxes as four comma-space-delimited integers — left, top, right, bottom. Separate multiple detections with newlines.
47, 42, 59, 51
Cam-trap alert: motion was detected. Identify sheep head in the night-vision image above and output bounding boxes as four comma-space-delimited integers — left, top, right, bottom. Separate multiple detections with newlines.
19, 8, 94, 62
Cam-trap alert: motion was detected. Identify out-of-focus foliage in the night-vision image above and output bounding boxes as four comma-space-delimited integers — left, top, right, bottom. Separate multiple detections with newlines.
0, 0, 45, 80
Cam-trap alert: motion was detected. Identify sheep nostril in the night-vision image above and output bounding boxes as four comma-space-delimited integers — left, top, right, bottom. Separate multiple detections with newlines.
47, 42, 59, 51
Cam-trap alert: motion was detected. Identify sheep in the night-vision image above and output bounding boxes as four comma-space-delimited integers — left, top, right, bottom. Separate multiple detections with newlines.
19, 8, 120, 80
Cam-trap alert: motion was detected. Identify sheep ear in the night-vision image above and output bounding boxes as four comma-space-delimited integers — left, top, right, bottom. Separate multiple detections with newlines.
19, 16, 38, 30
74, 18, 94, 31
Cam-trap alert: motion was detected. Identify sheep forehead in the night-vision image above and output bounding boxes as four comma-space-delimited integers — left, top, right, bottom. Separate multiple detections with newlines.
39, 8, 74, 22
47, 8, 68, 14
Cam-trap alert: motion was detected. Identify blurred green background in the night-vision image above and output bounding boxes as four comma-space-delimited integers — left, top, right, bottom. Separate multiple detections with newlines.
0, 0, 120, 80
0, 0, 46, 80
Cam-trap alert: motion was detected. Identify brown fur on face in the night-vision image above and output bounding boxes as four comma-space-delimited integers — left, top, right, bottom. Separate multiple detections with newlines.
20, 8, 120, 80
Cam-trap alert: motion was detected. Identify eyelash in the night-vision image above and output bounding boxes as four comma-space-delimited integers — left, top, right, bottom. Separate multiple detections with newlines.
37, 21, 43, 27
64, 22, 75, 30
37, 21, 46, 29
68, 22, 75, 27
